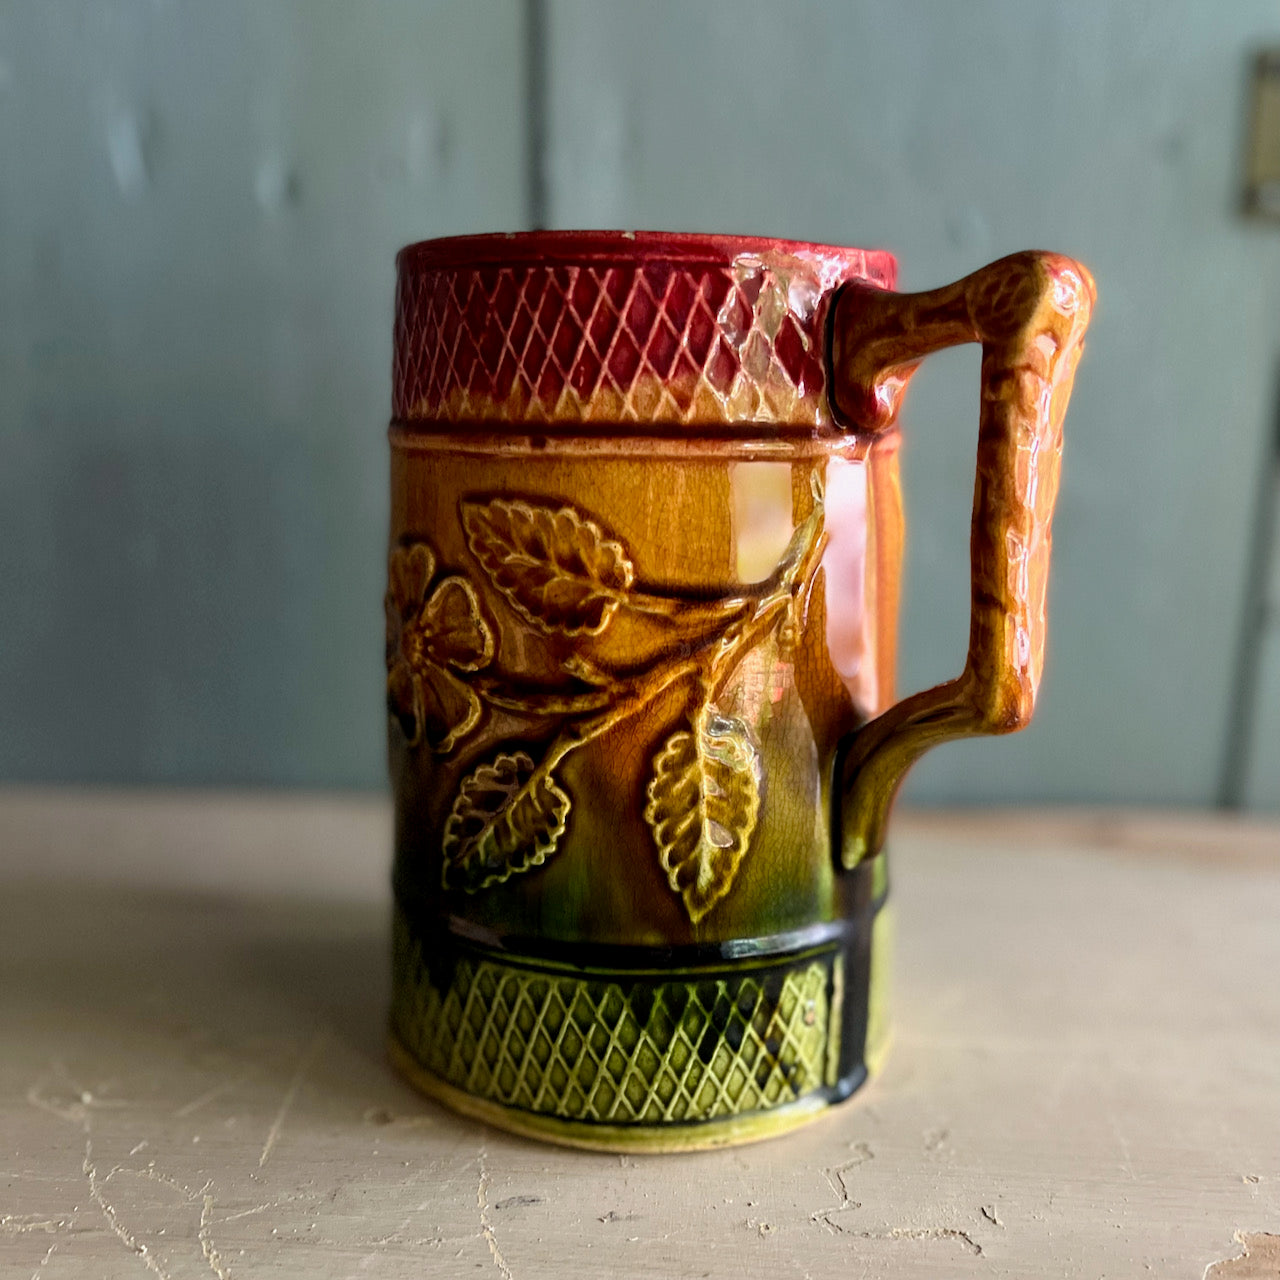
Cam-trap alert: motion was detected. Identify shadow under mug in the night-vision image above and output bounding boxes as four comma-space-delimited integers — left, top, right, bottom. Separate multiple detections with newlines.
383, 231, 1094, 1150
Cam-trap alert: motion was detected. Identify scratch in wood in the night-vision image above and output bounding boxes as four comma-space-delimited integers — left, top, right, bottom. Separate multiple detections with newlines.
120, 1164, 198, 1201
26, 1066, 127, 1127
494, 1195, 543, 1210
52, 1060, 128, 1108
198, 1185, 233, 1280
174, 1068, 258, 1118
38, 1069, 193, 1277
29, 1240, 58, 1280
364, 1201, 445, 1251
258, 1031, 323, 1170
477, 1150, 514, 1280
26, 1080, 87, 1125
842, 1226, 984, 1255
63, 1072, 218, 1280
811, 1146, 873, 1232
1, 1215, 70, 1237
812, 1204, 861, 1235
212, 1202, 275, 1225
83, 1137, 172, 1279
368, 1226, 447, 1250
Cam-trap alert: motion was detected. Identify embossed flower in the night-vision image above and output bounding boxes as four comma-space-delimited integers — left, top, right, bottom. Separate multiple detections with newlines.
385, 542, 494, 752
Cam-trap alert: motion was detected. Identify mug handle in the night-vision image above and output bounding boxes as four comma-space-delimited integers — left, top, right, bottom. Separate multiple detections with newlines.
828, 250, 1096, 867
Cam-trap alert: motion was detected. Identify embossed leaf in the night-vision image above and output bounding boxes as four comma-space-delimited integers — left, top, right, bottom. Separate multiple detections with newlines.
644, 711, 762, 924
461, 498, 634, 636
442, 750, 570, 892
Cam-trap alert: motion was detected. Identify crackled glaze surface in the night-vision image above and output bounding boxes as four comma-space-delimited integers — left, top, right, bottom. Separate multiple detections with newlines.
385, 231, 1091, 1149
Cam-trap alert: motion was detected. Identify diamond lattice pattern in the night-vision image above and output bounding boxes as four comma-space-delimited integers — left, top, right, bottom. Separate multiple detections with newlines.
392, 921, 835, 1125
392, 255, 875, 428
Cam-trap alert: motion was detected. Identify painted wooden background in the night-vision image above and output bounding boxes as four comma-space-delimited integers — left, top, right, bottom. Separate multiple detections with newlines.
2, 0, 1277, 807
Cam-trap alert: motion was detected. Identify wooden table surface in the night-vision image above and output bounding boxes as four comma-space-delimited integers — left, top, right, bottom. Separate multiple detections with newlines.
3, 789, 1280, 1279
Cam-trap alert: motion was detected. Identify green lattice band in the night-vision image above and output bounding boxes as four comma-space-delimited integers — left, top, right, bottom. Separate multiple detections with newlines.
390, 914, 849, 1133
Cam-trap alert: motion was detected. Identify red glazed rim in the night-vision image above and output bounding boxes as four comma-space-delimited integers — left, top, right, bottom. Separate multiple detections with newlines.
392, 230, 897, 430
397, 229, 896, 283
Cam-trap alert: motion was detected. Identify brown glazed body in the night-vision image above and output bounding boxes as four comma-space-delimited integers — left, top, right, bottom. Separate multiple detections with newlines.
385, 232, 1094, 1150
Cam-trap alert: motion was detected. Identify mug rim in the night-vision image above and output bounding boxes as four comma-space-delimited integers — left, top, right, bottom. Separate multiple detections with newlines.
396, 229, 897, 276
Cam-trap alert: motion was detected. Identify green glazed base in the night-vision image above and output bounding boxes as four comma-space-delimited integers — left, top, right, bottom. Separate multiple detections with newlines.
387, 1034, 846, 1152
389, 900, 890, 1152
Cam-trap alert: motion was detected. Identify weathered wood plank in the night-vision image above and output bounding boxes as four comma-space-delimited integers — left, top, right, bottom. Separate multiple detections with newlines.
2, 791, 1279, 1277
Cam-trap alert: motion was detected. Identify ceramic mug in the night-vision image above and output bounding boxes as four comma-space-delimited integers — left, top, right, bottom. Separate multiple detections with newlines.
384, 232, 1093, 1150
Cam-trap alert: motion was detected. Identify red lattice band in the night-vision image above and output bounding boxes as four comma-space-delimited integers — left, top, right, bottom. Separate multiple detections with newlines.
392, 232, 895, 430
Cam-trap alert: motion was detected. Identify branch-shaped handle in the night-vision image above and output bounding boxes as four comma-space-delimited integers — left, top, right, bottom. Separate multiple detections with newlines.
830, 250, 1095, 868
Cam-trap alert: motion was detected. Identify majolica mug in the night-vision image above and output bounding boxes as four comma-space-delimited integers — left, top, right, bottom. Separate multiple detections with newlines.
385, 231, 1093, 1150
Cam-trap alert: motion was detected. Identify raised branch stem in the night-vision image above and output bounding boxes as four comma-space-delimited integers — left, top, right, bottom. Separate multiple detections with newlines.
472, 490, 826, 728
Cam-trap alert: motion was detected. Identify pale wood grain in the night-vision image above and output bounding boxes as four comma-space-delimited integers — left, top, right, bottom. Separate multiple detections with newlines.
3, 790, 1279, 1278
